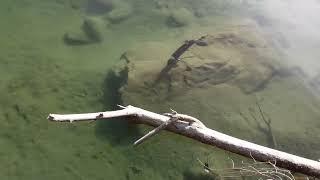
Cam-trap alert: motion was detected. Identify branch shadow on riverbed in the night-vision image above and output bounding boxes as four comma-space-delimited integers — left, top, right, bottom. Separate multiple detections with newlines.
94, 70, 142, 146
183, 170, 216, 180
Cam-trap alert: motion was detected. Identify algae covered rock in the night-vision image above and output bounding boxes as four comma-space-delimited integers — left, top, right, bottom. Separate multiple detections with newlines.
69, 0, 87, 10
186, 61, 240, 87
86, 0, 133, 23
82, 16, 106, 42
86, 0, 115, 14
233, 63, 275, 93
64, 16, 106, 45
63, 31, 92, 45
166, 8, 194, 27
113, 28, 283, 101
106, 1, 133, 23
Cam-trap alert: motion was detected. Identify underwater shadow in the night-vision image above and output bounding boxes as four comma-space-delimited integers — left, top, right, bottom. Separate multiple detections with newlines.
95, 69, 142, 146
183, 170, 217, 180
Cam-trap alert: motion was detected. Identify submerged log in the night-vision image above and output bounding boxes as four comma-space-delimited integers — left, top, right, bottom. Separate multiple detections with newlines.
48, 105, 320, 178
154, 36, 207, 84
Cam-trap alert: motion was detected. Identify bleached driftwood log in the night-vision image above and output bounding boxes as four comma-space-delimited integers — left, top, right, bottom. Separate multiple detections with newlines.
47, 105, 320, 178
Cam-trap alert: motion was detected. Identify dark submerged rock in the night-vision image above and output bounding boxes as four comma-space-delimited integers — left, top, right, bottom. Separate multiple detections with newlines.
166, 8, 194, 27
64, 16, 106, 45
106, 2, 133, 24
86, 0, 114, 15
82, 17, 105, 42
69, 0, 87, 10
63, 31, 92, 45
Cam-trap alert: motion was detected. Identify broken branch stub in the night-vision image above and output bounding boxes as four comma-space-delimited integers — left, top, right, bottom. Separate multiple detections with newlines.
47, 105, 320, 178
134, 114, 179, 146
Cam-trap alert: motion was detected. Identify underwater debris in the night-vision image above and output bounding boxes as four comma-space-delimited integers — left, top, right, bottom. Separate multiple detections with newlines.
154, 35, 208, 84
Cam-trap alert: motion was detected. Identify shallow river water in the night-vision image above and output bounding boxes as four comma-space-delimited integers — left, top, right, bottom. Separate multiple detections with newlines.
0, 0, 319, 179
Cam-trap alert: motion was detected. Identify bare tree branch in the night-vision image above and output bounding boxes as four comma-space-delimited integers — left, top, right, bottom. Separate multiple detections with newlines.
47, 105, 320, 178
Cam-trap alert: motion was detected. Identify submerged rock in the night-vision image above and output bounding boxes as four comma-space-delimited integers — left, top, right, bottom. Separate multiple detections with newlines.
186, 62, 240, 87
106, 2, 133, 23
166, 8, 194, 27
233, 63, 275, 93
113, 28, 285, 102
82, 16, 105, 42
69, 0, 87, 10
86, 0, 114, 14
63, 31, 92, 45
64, 16, 106, 45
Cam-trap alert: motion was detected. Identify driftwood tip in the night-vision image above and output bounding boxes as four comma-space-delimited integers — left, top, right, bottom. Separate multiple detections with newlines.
47, 115, 55, 121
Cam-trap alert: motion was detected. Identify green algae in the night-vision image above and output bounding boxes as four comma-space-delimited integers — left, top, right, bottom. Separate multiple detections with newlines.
0, 1, 214, 179
0, 0, 319, 180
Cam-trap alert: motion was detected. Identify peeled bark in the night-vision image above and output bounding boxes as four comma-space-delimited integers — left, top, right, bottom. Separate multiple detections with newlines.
48, 105, 320, 178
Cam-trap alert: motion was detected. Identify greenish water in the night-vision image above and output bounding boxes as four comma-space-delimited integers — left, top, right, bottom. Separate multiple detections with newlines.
0, 0, 319, 179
